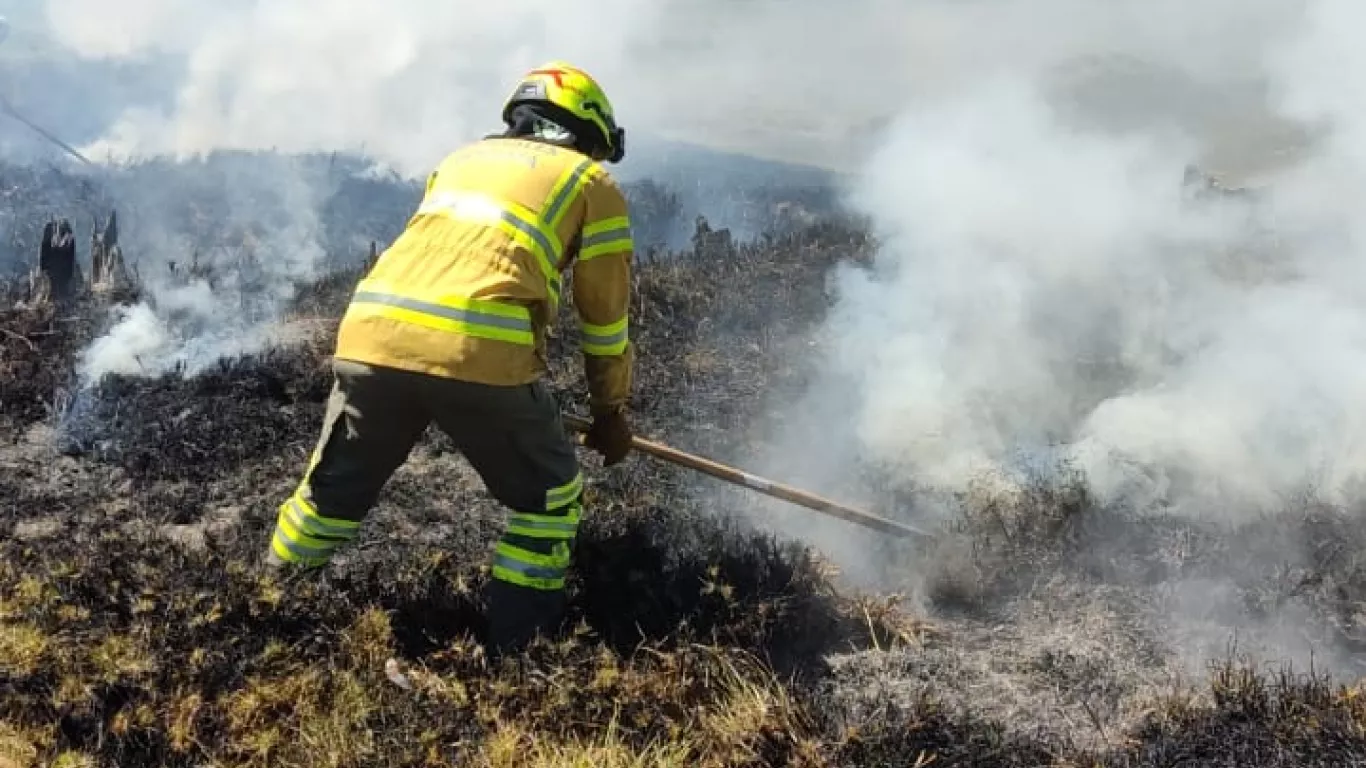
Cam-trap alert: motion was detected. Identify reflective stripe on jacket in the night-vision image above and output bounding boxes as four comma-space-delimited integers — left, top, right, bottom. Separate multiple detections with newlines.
333, 137, 634, 411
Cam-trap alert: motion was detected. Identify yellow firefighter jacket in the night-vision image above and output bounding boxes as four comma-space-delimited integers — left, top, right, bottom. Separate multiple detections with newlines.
333, 137, 635, 412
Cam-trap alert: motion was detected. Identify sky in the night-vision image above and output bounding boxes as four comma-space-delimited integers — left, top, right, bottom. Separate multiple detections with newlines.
3, 0, 1304, 178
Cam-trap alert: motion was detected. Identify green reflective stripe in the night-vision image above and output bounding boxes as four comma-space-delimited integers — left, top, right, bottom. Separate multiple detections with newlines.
543, 160, 595, 231
507, 506, 582, 540
349, 288, 536, 346
581, 316, 628, 356
583, 339, 628, 356
283, 502, 354, 543
285, 497, 360, 539
491, 542, 569, 590
271, 496, 357, 564
277, 512, 348, 553
584, 216, 630, 238
579, 227, 634, 260
271, 529, 333, 566
545, 473, 584, 511
357, 279, 532, 320
582, 327, 628, 346
581, 315, 627, 338
418, 191, 563, 304
499, 206, 564, 302
495, 541, 571, 569
581, 226, 632, 248
352, 291, 533, 332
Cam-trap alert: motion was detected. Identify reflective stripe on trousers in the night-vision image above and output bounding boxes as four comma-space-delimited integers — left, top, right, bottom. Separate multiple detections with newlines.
506, 470, 584, 540
493, 471, 584, 591
270, 493, 361, 566
491, 540, 573, 591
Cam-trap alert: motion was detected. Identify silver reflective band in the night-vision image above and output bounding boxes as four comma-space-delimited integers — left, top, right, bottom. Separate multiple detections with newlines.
544, 160, 595, 224
492, 553, 565, 580
272, 531, 333, 559
509, 515, 578, 534
352, 291, 533, 332
284, 500, 354, 541
581, 227, 631, 248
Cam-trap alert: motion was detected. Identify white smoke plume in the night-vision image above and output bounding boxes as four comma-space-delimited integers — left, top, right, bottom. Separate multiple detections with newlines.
681, 0, 1366, 687
36, 0, 1287, 176
38, 0, 663, 175
733, 0, 1366, 526
70, 153, 332, 383
13, 0, 894, 383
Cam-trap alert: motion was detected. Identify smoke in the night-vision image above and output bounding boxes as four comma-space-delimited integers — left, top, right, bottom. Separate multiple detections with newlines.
36, 0, 657, 175
744, 0, 1363, 520
25, 0, 1348, 521
13, 0, 1360, 528
65, 152, 339, 383
15, 0, 906, 383
695, 0, 1366, 681
31, 0, 1302, 176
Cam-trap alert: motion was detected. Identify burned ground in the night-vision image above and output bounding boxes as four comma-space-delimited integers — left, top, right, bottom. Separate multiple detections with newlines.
4, 162, 1366, 766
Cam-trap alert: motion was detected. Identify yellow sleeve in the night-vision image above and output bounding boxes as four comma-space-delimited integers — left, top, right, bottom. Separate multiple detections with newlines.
572, 168, 635, 415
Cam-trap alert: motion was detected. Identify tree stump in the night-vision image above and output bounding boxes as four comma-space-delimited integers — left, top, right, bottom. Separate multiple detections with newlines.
90, 210, 132, 295
29, 217, 79, 304
691, 215, 733, 258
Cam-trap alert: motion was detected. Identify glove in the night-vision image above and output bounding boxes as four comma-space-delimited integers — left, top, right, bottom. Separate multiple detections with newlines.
584, 408, 632, 466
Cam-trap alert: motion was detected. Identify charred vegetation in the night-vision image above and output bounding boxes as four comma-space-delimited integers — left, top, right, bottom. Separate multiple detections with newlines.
2, 154, 1366, 766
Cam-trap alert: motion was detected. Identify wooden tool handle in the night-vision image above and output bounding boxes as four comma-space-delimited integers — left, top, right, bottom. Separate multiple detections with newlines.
562, 412, 931, 539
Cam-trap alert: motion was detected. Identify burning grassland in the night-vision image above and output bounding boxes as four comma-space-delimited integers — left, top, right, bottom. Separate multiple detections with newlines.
3, 164, 1366, 766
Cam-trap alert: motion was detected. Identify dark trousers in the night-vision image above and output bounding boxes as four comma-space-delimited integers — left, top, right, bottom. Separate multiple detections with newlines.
267, 358, 584, 652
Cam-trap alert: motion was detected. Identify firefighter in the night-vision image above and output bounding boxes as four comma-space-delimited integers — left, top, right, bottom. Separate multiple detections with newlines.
263, 61, 636, 654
